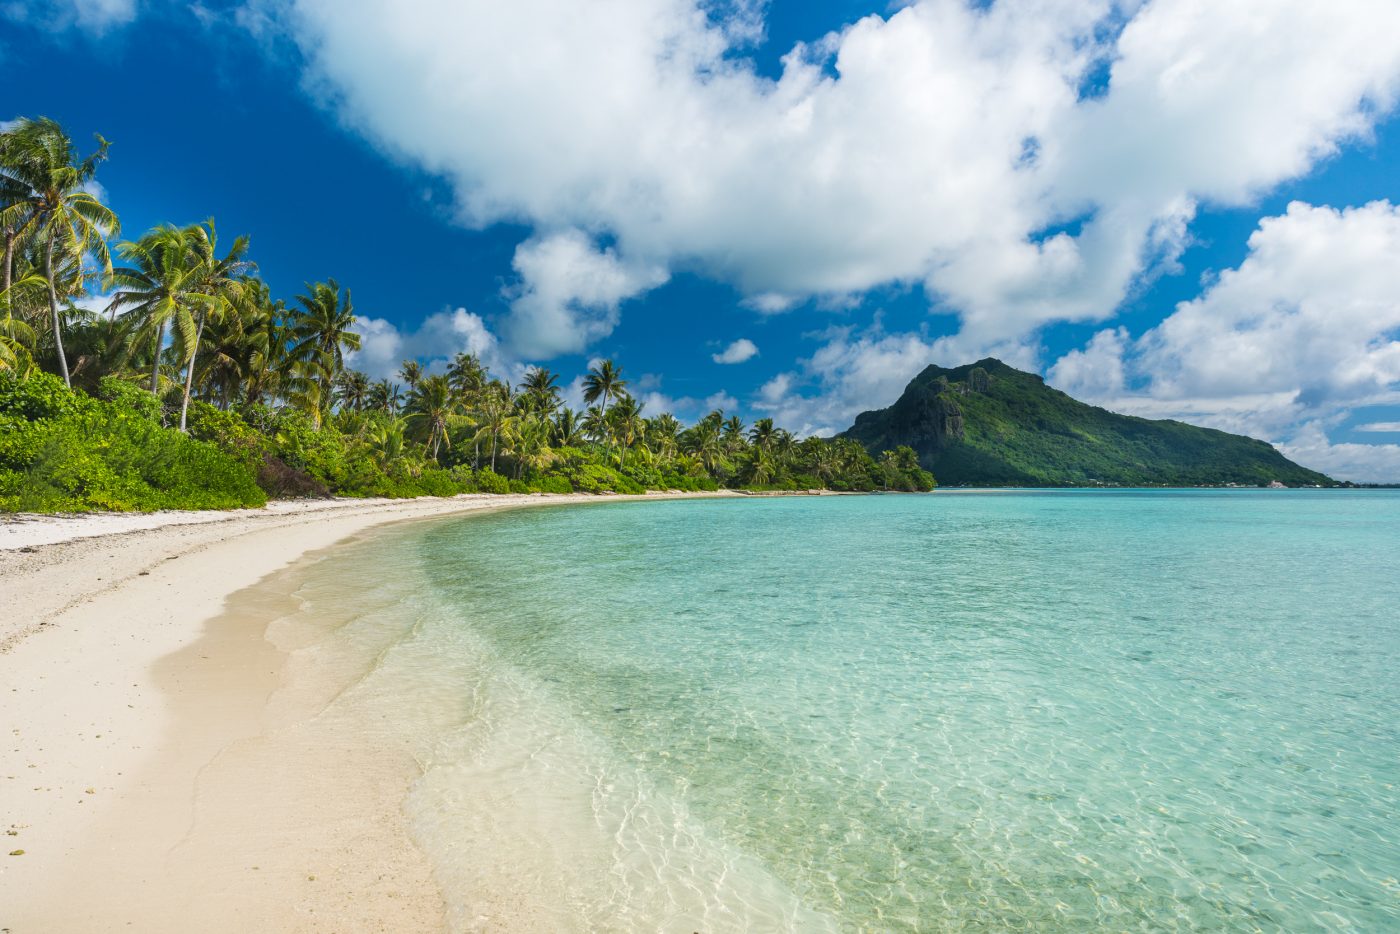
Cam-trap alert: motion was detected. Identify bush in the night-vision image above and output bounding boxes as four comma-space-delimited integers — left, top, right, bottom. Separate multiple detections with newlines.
95, 376, 163, 424
474, 468, 510, 494
529, 475, 573, 494
0, 372, 265, 513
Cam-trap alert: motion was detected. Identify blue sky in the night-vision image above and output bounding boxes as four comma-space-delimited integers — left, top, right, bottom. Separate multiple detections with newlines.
5, 0, 1400, 479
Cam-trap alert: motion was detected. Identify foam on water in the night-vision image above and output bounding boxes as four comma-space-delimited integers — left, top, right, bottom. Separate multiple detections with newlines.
292, 491, 1400, 931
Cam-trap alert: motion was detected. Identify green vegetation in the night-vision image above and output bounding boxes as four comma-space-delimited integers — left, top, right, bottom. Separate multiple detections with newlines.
0, 117, 933, 512
842, 359, 1335, 487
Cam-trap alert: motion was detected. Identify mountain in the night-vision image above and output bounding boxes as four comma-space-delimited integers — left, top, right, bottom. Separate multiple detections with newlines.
839, 359, 1334, 487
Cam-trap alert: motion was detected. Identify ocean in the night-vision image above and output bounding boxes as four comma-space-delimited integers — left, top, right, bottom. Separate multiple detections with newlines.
284, 491, 1400, 931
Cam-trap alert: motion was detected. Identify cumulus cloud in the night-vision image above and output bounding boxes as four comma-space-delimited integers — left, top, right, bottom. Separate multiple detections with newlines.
712, 338, 758, 364
503, 230, 668, 357
1048, 201, 1400, 481
261, 0, 1400, 357
347, 307, 517, 383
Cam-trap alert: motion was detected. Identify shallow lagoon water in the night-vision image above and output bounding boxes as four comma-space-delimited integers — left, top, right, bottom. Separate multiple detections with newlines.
296, 491, 1400, 931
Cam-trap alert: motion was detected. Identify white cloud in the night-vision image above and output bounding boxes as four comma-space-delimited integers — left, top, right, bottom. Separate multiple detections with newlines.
347, 307, 518, 383
503, 230, 668, 357
263, 0, 1400, 357
1048, 201, 1400, 481
702, 390, 738, 413
1279, 424, 1400, 485
1356, 422, 1400, 433
712, 338, 758, 364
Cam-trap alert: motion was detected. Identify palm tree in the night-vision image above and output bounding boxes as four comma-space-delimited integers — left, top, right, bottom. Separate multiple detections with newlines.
608, 394, 645, 451
289, 279, 360, 426
0, 118, 118, 386
473, 381, 517, 472
447, 352, 485, 398
368, 379, 402, 414
404, 373, 461, 460
583, 359, 626, 417
748, 417, 777, 451
553, 407, 585, 447
176, 221, 252, 431
648, 412, 682, 460
519, 365, 561, 416
336, 369, 371, 411
399, 360, 424, 392
0, 273, 41, 373
109, 225, 202, 394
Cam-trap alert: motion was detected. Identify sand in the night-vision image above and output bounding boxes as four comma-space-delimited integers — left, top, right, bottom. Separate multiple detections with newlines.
0, 492, 734, 933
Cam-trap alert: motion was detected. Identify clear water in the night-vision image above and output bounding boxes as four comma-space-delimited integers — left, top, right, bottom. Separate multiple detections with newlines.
293, 491, 1400, 931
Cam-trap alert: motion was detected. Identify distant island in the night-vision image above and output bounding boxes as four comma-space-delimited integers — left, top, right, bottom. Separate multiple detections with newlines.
841, 358, 1334, 487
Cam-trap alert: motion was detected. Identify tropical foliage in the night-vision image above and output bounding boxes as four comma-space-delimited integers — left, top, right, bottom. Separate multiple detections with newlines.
0, 117, 934, 512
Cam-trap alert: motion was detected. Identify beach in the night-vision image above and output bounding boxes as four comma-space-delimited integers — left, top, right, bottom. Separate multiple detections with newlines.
0, 492, 731, 933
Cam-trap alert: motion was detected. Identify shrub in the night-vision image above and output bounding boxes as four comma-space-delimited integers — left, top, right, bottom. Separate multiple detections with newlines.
529, 475, 573, 495
474, 468, 510, 494
95, 376, 163, 423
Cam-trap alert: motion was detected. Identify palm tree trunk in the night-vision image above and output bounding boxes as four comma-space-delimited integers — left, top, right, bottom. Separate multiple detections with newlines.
3, 227, 13, 313
150, 321, 165, 394
178, 315, 206, 432
44, 227, 70, 387
491, 433, 498, 472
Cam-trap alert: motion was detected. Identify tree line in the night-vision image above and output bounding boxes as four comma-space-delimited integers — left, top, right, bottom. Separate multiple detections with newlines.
0, 117, 932, 510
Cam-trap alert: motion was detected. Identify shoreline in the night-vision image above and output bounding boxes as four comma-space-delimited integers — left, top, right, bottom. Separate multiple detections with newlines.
0, 491, 734, 933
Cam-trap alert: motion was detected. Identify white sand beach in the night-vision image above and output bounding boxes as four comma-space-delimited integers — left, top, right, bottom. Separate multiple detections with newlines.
0, 492, 733, 933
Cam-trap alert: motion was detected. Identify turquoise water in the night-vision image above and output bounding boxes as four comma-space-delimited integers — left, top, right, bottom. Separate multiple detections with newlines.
306, 492, 1400, 931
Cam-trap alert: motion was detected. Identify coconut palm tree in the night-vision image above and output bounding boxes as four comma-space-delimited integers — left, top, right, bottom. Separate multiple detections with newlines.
519, 365, 561, 417
368, 379, 402, 415
473, 381, 517, 472
608, 394, 645, 451
398, 360, 424, 392
583, 359, 625, 417
175, 221, 252, 431
404, 373, 461, 460
108, 225, 204, 394
289, 279, 360, 426
0, 273, 42, 373
336, 369, 371, 412
0, 118, 119, 386
748, 417, 777, 451
553, 407, 585, 447
648, 412, 682, 460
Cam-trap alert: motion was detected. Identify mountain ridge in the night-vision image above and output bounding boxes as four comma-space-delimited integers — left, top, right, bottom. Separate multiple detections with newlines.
839, 358, 1334, 487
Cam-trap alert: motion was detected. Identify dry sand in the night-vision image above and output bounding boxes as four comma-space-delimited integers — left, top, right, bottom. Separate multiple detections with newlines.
0, 491, 734, 933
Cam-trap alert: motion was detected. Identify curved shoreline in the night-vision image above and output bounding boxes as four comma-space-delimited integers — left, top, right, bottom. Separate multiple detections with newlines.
0, 492, 733, 933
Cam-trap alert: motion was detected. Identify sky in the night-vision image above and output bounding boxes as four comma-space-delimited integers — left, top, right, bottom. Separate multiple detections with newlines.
4, 0, 1400, 481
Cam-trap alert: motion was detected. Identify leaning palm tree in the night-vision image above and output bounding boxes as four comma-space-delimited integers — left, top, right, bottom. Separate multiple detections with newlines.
289, 279, 360, 426
175, 221, 252, 431
0, 118, 119, 385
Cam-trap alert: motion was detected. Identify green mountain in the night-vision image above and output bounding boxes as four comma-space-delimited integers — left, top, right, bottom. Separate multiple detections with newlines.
840, 359, 1334, 487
